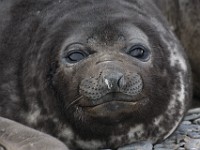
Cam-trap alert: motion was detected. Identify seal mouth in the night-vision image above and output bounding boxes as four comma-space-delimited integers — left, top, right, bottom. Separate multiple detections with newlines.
79, 93, 148, 120
79, 92, 145, 107
84, 101, 137, 116
82, 98, 148, 121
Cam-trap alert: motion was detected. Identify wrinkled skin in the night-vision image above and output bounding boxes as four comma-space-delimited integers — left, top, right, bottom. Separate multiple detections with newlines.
0, 0, 192, 149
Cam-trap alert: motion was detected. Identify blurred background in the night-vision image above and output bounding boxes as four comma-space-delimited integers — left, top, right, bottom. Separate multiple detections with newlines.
154, 0, 200, 108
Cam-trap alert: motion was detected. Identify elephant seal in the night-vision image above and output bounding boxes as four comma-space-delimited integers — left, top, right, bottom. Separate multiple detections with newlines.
0, 0, 192, 149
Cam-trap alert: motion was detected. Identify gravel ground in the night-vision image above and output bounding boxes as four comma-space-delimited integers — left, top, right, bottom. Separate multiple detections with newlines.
0, 108, 200, 150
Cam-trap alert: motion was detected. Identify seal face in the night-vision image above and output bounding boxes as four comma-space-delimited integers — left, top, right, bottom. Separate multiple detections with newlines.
0, 0, 192, 149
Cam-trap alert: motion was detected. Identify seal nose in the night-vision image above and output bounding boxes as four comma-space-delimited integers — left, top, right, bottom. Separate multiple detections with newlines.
103, 72, 125, 90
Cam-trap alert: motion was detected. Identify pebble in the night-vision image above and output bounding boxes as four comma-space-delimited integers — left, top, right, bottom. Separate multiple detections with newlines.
194, 118, 200, 125
184, 114, 200, 121
182, 121, 192, 125
184, 138, 200, 150
188, 132, 200, 139
187, 108, 200, 115
118, 141, 153, 150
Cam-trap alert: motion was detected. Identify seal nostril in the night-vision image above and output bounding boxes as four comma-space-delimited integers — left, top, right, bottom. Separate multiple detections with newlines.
117, 75, 125, 88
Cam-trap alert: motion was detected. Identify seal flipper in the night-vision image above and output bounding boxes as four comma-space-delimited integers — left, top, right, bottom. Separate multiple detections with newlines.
0, 117, 69, 150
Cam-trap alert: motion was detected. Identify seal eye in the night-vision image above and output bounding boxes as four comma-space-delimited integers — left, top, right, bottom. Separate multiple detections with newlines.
65, 50, 88, 63
128, 45, 150, 61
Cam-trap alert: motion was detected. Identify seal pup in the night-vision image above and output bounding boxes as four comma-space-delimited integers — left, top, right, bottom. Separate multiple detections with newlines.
0, 0, 192, 149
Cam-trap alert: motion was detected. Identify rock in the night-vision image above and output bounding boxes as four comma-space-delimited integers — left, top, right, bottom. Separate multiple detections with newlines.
182, 121, 192, 125
184, 138, 200, 150
194, 118, 200, 125
187, 132, 200, 139
118, 141, 153, 150
177, 124, 200, 135
187, 108, 200, 115
184, 114, 200, 121
154, 148, 173, 150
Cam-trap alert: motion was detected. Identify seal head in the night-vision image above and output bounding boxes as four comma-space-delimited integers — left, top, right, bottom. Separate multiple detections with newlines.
0, 0, 192, 149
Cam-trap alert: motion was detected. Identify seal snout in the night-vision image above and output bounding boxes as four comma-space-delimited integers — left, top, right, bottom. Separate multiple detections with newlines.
79, 69, 143, 102
78, 69, 145, 120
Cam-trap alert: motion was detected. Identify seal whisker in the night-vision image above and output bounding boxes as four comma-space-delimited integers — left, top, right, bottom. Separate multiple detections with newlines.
142, 74, 181, 78
66, 96, 84, 110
